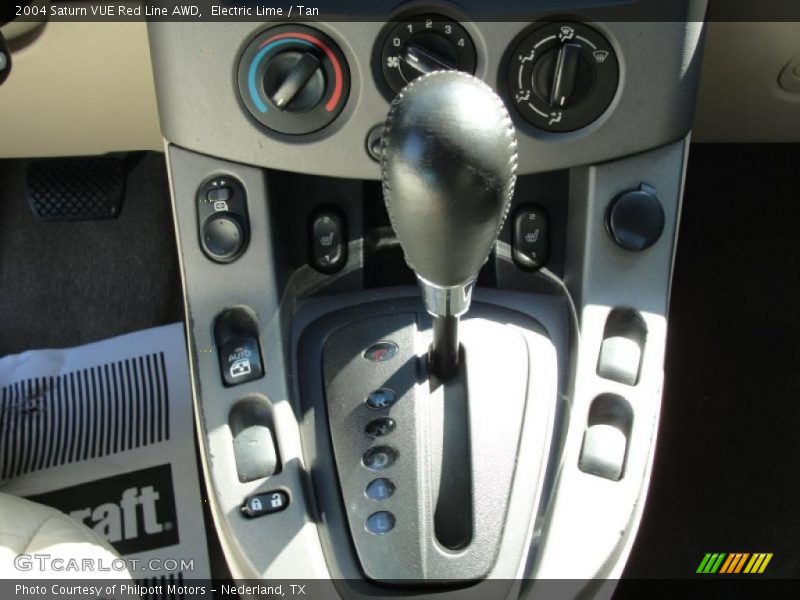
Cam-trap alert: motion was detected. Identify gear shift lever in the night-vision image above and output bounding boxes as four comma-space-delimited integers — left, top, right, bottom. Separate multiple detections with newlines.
381, 71, 518, 378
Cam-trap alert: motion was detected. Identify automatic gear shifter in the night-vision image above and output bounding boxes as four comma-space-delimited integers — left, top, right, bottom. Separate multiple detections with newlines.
309, 73, 552, 581
381, 71, 517, 378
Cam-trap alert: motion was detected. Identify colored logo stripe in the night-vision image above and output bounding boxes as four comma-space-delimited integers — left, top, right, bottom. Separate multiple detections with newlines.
744, 553, 773, 574
697, 553, 726, 573
719, 553, 749, 573
697, 552, 773, 574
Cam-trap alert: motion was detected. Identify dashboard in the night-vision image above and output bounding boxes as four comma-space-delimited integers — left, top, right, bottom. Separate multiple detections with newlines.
147, 9, 702, 177
2, 6, 800, 161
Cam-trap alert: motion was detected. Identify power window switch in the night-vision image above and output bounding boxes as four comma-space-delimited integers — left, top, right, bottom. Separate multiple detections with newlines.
597, 337, 642, 386
579, 394, 633, 481
596, 309, 647, 386
579, 424, 627, 481
232, 422, 278, 482
219, 337, 264, 386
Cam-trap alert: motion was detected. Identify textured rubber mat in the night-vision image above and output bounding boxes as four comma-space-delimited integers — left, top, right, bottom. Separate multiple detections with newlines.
26, 156, 127, 220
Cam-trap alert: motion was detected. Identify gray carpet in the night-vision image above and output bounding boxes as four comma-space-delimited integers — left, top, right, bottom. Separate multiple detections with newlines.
0, 152, 183, 356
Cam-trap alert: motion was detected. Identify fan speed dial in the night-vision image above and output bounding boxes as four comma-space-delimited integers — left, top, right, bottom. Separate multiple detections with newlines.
379, 15, 476, 94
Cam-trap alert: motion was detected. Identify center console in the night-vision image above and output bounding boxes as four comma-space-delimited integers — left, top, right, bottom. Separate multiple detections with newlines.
147, 0, 707, 593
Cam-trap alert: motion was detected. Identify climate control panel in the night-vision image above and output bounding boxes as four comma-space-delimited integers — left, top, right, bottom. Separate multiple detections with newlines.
233, 18, 622, 140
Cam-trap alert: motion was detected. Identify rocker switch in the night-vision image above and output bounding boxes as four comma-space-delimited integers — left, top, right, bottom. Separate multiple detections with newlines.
513, 204, 550, 270
241, 491, 289, 518
215, 308, 264, 387
219, 337, 263, 387
310, 209, 347, 273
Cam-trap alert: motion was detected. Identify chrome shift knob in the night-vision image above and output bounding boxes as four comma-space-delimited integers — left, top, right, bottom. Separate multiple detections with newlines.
381, 71, 517, 377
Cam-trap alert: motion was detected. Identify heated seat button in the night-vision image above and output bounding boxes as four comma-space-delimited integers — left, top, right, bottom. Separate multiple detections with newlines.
513, 204, 550, 270
310, 208, 347, 273
219, 337, 264, 387
241, 490, 289, 518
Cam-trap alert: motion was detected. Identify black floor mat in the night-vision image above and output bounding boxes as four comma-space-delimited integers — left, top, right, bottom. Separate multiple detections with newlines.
0, 152, 183, 356
622, 144, 800, 580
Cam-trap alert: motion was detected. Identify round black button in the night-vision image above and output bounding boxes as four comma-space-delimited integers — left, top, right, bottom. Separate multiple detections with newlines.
365, 388, 398, 410
366, 124, 384, 162
202, 214, 244, 260
365, 418, 396, 438
362, 446, 398, 471
366, 511, 396, 535
606, 187, 665, 251
363, 341, 398, 363
366, 478, 396, 501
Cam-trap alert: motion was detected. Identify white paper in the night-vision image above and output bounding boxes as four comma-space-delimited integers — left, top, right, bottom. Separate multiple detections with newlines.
0, 323, 210, 581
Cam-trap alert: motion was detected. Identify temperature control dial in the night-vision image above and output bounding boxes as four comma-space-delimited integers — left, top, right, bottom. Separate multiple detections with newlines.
506, 22, 618, 132
379, 15, 476, 95
237, 25, 350, 135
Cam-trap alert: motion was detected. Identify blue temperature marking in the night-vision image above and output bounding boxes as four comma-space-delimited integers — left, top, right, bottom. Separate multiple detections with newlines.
248, 38, 315, 113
